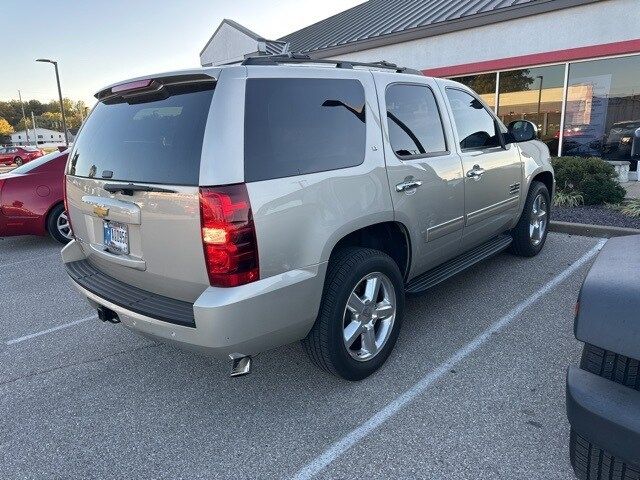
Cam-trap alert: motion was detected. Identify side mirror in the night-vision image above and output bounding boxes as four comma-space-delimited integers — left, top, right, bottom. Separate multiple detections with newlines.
507, 120, 538, 143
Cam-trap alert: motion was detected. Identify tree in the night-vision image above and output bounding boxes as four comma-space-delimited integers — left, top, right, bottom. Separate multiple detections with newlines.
0, 117, 14, 136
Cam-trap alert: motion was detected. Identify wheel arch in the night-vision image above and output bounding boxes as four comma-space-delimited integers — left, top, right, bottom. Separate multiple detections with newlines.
326, 221, 412, 280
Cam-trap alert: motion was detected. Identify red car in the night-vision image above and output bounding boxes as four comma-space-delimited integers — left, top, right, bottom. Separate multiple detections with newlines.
0, 146, 44, 166
0, 149, 71, 243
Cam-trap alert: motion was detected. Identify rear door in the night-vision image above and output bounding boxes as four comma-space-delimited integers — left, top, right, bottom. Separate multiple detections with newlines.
442, 86, 522, 249
374, 74, 465, 277
65, 74, 216, 302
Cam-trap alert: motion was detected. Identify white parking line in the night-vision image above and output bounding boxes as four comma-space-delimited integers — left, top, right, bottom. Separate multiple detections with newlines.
292, 238, 607, 480
5, 314, 97, 346
0, 253, 59, 270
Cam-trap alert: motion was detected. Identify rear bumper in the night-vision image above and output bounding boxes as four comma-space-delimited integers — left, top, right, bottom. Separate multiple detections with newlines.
566, 366, 640, 465
62, 240, 326, 359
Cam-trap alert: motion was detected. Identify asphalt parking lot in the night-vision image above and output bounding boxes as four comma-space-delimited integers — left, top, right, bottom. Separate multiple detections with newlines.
0, 232, 604, 479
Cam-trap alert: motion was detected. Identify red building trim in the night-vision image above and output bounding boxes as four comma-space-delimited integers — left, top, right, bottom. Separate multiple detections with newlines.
424, 39, 640, 77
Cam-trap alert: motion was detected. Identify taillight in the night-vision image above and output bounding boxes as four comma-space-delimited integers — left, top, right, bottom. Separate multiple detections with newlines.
199, 184, 259, 287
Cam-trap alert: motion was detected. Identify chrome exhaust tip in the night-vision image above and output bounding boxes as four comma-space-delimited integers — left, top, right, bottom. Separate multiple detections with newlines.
229, 353, 252, 377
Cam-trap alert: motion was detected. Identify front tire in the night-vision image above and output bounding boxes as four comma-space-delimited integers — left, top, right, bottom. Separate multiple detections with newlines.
14, 157, 23, 166
509, 180, 550, 257
302, 247, 405, 381
47, 204, 72, 244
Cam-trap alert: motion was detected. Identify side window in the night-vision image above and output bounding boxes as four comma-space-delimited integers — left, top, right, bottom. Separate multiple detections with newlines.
385, 84, 447, 158
446, 88, 500, 150
244, 78, 366, 182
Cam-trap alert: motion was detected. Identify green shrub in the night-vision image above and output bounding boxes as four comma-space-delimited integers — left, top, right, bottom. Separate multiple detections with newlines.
553, 190, 584, 208
612, 199, 640, 218
551, 156, 626, 205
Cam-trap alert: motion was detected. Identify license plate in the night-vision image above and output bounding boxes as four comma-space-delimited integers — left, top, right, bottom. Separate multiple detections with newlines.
103, 221, 129, 255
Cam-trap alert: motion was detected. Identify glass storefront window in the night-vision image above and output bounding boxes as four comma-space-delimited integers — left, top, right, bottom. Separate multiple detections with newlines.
451, 73, 496, 111
497, 65, 565, 155
562, 55, 640, 167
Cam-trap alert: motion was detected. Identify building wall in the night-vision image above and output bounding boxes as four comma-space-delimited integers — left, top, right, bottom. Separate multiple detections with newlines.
329, 0, 640, 71
200, 22, 260, 66
11, 128, 67, 147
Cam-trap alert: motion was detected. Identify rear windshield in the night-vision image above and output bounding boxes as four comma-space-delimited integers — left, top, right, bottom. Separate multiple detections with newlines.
68, 82, 214, 185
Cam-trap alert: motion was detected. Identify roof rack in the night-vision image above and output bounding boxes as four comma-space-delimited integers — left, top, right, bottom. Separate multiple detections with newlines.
241, 53, 423, 76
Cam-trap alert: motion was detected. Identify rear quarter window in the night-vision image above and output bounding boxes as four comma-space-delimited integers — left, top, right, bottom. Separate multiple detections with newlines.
244, 78, 366, 182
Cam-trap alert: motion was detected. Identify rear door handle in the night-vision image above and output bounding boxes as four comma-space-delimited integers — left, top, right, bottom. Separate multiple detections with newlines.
396, 180, 423, 192
466, 165, 486, 180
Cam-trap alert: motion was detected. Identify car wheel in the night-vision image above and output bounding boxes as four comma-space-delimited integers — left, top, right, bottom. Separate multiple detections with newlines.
569, 344, 640, 479
47, 203, 73, 244
14, 157, 23, 166
509, 180, 550, 257
302, 247, 405, 381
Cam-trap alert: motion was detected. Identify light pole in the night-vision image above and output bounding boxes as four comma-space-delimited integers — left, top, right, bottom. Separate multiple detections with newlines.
36, 58, 69, 146
535, 75, 544, 134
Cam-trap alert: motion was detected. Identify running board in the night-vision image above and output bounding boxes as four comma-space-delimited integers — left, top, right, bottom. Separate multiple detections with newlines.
405, 234, 512, 294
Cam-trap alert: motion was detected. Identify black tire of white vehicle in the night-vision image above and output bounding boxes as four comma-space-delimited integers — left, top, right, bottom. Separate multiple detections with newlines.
14, 156, 23, 166
302, 247, 405, 381
47, 203, 72, 244
569, 344, 640, 480
509, 180, 550, 257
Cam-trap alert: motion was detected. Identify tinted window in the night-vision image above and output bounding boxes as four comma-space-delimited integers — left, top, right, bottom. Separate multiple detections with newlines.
68, 83, 214, 185
244, 78, 366, 182
452, 73, 497, 111
386, 84, 447, 158
446, 88, 500, 150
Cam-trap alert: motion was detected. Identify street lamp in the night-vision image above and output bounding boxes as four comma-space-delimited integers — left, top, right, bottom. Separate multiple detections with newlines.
35, 58, 69, 146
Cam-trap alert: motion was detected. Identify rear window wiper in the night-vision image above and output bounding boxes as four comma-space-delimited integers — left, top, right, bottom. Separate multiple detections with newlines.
103, 183, 177, 196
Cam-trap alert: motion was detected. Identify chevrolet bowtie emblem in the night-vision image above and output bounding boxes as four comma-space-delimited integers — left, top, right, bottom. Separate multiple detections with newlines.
93, 205, 109, 218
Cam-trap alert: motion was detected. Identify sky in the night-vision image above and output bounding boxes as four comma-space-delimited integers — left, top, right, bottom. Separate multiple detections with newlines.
2, 0, 365, 106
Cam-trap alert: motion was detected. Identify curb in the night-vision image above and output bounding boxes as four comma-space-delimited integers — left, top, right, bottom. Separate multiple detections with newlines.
550, 220, 640, 238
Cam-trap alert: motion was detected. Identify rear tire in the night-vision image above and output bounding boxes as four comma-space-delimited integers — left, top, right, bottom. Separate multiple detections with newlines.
569, 344, 640, 479
302, 247, 405, 381
14, 156, 23, 166
47, 203, 72, 244
509, 180, 549, 257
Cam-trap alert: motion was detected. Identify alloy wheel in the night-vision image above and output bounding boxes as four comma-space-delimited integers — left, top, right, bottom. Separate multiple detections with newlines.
57, 211, 73, 240
342, 272, 396, 362
529, 193, 547, 246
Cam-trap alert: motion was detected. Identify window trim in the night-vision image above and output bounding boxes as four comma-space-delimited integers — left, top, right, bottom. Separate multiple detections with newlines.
384, 82, 450, 161
243, 77, 368, 182
445, 86, 506, 153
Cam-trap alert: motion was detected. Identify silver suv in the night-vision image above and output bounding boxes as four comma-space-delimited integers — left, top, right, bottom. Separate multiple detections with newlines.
62, 55, 554, 380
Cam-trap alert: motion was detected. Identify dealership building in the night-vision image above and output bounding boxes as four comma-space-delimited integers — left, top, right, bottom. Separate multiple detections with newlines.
201, 0, 640, 169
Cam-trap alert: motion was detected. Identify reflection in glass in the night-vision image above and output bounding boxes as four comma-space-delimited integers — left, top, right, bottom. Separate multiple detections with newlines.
385, 84, 447, 157
452, 73, 496, 111
497, 65, 565, 155
562, 55, 640, 172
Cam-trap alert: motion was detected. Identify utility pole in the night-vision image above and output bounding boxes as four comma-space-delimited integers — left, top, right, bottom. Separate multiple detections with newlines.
17, 90, 30, 145
31, 111, 38, 147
